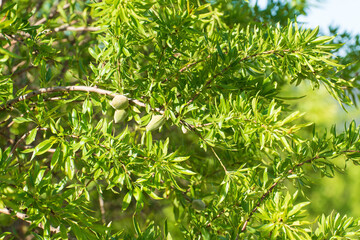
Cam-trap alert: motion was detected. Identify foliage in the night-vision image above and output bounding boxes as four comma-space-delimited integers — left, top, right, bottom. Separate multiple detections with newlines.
1, 0, 360, 239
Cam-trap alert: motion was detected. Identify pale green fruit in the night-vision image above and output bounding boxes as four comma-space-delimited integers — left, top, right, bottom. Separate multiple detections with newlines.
114, 110, 127, 123
146, 114, 165, 132
110, 95, 129, 110
192, 199, 206, 211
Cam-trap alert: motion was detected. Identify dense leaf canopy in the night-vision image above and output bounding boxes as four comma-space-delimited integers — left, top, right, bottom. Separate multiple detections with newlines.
1, 0, 360, 239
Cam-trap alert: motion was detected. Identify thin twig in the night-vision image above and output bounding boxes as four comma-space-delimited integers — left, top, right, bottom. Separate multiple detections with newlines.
204, 155, 319, 229
11, 65, 35, 77
179, 59, 206, 73
8, 127, 48, 158
206, 208, 227, 228
211, 147, 227, 173
34, 3, 70, 26
153, 45, 167, 77
186, 49, 293, 106
11, 60, 26, 73
240, 155, 319, 232
162, 54, 210, 83
0, 208, 60, 233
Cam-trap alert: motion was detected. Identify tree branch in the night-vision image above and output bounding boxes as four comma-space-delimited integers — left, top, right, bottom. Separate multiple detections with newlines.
0, 85, 158, 113
162, 53, 210, 83
51, 25, 101, 33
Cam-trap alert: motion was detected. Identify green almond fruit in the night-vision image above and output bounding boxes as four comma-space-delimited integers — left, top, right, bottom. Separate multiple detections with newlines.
110, 95, 129, 110
114, 110, 127, 123
192, 199, 206, 211
146, 114, 165, 132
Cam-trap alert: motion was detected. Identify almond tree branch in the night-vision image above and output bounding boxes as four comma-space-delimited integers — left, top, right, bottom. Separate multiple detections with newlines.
0, 85, 155, 112
1, 85, 228, 173
0, 85, 209, 135
50, 25, 101, 33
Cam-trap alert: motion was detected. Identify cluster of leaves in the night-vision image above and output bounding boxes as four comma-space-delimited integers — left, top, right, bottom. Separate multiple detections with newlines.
1, 0, 360, 239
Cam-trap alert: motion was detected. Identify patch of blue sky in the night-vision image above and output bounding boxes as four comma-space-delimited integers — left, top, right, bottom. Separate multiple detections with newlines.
253, 0, 360, 35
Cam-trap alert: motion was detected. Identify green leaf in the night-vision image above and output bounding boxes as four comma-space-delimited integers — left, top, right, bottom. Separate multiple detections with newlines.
281, 111, 303, 125
288, 202, 310, 217
122, 191, 132, 211
305, 26, 319, 43
171, 156, 190, 162
216, 42, 225, 61
25, 128, 38, 145
50, 147, 62, 170
218, 178, 230, 205
65, 157, 75, 180
133, 215, 141, 236
310, 35, 334, 45
280, 136, 293, 152
0, 46, 23, 59
88, 47, 97, 59
13, 117, 33, 123
35, 168, 46, 185
144, 187, 162, 200
31, 138, 56, 160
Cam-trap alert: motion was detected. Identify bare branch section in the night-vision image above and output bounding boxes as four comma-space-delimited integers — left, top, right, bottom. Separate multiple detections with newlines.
52, 25, 101, 33
0, 208, 60, 233
0, 85, 156, 112
36, 23, 102, 35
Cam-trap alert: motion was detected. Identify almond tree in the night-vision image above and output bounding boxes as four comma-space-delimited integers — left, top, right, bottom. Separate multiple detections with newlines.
1, 0, 360, 239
